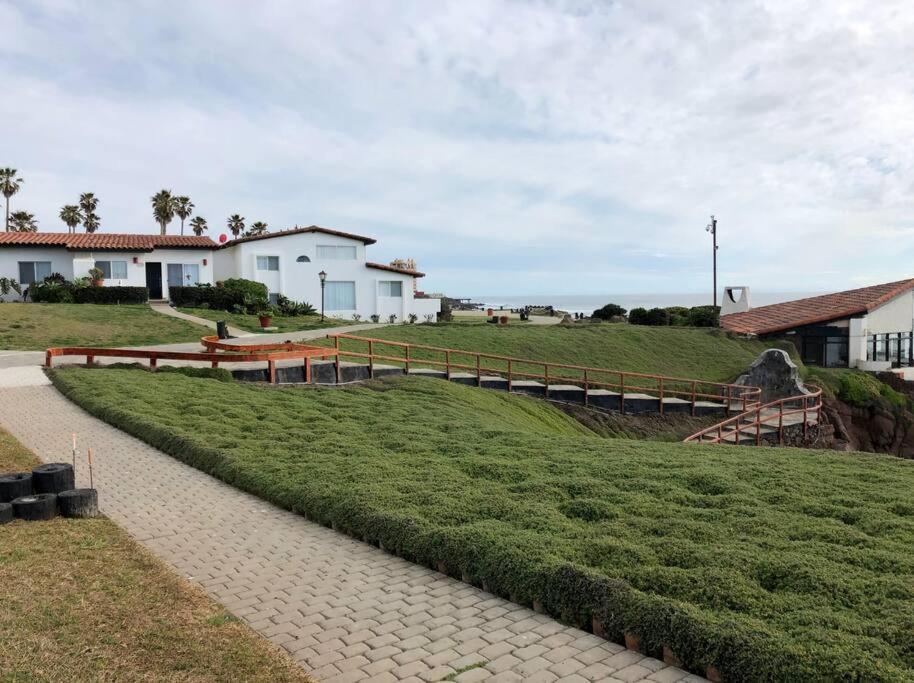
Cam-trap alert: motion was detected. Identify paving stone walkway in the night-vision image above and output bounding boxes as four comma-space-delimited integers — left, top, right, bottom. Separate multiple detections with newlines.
0, 376, 701, 683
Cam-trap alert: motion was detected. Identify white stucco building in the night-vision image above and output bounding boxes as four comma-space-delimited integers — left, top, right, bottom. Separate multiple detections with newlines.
0, 226, 440, 320
720, 279, 914, 371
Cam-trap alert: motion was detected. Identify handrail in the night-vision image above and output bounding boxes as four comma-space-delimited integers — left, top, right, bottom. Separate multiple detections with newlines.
328, 333, 762, 414
45, 336, 339, 384
683, 385, 823, 446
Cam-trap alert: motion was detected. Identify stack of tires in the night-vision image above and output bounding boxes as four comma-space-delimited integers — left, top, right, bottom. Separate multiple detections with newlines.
0, 463, 98, 523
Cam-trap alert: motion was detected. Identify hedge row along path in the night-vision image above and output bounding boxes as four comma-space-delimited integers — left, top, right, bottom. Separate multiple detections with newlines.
0, 378, 696, 682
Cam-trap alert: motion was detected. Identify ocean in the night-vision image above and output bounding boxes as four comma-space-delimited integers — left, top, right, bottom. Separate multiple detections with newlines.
475, 292, 817, 315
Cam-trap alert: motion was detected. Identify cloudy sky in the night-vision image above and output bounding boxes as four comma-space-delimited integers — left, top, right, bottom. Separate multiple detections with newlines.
2, 0, 913, 297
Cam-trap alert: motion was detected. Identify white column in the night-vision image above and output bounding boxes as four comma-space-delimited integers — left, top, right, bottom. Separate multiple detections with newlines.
849, 316, 868, 368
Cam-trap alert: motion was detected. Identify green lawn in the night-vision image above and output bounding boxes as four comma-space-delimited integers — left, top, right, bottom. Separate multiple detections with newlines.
325, 323, 792, 384
50, 367, 914, 681
0, 303, 208, 350
0, 426, 312, 682
178, 307, 354, 333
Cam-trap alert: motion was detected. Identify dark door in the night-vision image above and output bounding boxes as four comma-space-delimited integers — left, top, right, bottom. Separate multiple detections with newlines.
145, 262, 163, 299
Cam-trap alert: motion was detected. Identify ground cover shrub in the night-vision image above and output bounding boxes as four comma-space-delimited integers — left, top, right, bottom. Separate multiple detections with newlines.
170, 279, 268, 313
49, 368, 914, 681
808, 368, 910, 411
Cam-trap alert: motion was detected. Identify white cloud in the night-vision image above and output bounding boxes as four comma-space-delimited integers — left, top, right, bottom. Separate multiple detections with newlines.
1, 0, 913, 295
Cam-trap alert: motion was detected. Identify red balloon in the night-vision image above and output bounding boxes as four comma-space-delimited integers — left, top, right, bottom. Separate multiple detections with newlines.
218, 233, 228, 243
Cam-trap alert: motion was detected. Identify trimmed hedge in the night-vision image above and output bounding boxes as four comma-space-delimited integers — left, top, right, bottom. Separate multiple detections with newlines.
30, 282, 148, 304
47, 369, 914, 682
169, 279, 268, 313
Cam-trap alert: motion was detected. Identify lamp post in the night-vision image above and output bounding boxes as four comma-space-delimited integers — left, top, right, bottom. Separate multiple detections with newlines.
705, 215, 718, 308
318, 270, 326, 322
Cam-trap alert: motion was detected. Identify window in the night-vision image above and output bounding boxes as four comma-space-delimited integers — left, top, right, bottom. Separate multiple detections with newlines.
167, 264, 201, 287
256, 255, 279, 271
94, 260, 128, 280
325, 281, 356, 310
378, 280, 402, 297
316, 245, 357, 260
18, 261, 52, 285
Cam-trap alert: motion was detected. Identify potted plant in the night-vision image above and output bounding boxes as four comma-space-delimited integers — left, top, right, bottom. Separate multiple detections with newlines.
88, 267, 104, 287
258, 306, 276, 328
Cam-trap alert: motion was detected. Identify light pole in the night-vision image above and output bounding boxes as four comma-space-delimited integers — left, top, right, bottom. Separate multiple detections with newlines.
705, 215, 718, 308
318, 270, 327, 322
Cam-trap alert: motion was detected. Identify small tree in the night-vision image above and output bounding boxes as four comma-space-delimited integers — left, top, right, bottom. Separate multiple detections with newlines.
189, 216, 208, 236
0, 168, 23, 232
9, 210, 38, 232
80, 193, 100, 232
174, 196, 194, 235
246, 221, 268, 237
83, 213, 101, 233
59, 205, 83, 234
227, 214, 245, 237
151, 189, 176, 235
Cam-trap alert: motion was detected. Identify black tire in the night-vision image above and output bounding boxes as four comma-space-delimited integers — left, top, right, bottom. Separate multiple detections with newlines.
0, 472, 33, 503
58, 489, 99, 518
12, 493, 58, 521
32, 463, 75, 495
0, 502, 12, 524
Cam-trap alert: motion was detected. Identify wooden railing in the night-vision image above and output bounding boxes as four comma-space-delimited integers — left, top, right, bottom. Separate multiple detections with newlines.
683, 386, 823, 446
45, 337, 338, 384
328, 333, 761, 416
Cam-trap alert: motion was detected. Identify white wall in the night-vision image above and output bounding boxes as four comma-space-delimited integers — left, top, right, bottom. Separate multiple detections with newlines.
0, 247, 74, 300
214, 232, 440, 319
863, 290, 914, 334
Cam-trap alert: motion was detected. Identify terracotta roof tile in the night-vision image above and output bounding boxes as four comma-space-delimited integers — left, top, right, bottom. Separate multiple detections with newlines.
720, 279, 914, 335
366, 261, 425, 277
219, 225, 377, 247
0, 232, 216, 251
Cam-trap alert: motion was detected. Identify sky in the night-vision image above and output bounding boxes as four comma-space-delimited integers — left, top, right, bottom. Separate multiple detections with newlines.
2, 0, 913, 298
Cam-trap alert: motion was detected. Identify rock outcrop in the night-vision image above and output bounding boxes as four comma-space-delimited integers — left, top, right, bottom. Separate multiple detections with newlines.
735, 349, 809, 402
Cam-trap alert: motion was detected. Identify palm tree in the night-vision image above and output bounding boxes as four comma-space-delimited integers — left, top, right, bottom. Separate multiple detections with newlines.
189, 216, 208, 236
79, 193, 99, 232
174, 196, 194, 236
84, 213, 100, 233
246, 221, 268, 237
0, 168, 24, 232
9, 210, 38, 232
59, 205, 83, 234
151, 189, 176, 235
227, 214, 245, 237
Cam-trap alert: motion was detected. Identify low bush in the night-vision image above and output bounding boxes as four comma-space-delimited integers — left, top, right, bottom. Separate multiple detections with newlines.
30, 279, 147, 304
592, 303, 627, 320
48, 368, 914, 681
628, 306, 719, 328
275, 295, 316, 317
170, 278, 267, 314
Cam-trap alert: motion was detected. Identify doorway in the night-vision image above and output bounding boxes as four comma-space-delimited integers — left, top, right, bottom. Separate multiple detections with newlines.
145, 262, 163, 299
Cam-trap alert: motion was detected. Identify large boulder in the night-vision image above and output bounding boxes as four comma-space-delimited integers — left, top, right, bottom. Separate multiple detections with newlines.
735, 349, 810, 402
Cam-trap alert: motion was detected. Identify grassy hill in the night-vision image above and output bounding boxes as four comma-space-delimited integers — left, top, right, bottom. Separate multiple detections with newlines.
51, 367, 914, 681
0, 303, 207, 350
327, 323, 792, 384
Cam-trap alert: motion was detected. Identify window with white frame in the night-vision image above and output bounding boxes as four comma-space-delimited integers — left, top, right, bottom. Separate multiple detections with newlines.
18, 261, 52, 285
316, 245, 357, 260
94, 260, 128, 280
167, 263, 201, 287
378, 280, 402, 297
256, 255, 280, 271
325, 281, 356, 310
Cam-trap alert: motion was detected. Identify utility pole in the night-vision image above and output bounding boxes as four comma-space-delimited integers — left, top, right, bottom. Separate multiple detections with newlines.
706, 215, 718, 308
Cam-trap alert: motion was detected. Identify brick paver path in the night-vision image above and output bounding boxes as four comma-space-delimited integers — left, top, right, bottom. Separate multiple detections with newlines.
0, 379, 701, 683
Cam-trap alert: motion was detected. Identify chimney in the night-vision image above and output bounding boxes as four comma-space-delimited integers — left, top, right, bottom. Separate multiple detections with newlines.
721, 286, 751, 315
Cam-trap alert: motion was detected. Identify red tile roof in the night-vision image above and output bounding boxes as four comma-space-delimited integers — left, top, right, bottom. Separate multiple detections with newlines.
219, 225, 377, 247
0, 232, 216, 251
721, 279, 914, 335
366, 261, 425, 278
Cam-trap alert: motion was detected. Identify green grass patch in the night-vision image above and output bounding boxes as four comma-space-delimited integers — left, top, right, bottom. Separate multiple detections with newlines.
178, 307, 354, 333
49, 367, 914, 680
0, 303, 208, 350
323, 323, 796, 384
808, 368, 910, 410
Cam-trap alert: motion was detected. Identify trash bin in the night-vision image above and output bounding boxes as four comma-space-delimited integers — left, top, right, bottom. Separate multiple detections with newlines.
216, 320, 229, 339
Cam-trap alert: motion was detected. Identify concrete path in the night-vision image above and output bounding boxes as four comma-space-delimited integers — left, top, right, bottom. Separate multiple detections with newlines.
0, 372, 698, 683
149, 302, 251, 338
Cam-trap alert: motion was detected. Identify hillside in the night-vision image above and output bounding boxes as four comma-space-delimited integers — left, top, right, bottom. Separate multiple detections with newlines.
328, 323, 793, 383
51, 366, 914, 681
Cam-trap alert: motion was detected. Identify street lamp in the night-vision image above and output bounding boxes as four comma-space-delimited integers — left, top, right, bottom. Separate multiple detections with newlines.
705, 215, 718, 308
318, 270, 327, 322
